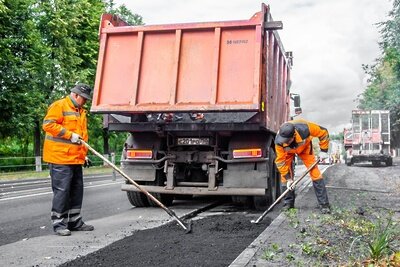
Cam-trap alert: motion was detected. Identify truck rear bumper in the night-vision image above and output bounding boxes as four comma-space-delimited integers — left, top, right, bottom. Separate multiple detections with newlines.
121, 184, 265, 196
350, 154, 391, 162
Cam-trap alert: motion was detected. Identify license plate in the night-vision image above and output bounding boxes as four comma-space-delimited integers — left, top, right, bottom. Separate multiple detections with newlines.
177, 138, 210, 145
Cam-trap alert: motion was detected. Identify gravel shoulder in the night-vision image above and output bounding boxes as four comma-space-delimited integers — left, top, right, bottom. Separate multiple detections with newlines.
237, 159, 400, 266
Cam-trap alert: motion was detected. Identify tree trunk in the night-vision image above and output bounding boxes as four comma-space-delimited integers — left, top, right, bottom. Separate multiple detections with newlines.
34, 120, 42, 171
103, 128, 109, 155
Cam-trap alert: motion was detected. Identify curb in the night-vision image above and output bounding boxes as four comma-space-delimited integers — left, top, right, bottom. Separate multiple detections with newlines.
230, 165, 330, 266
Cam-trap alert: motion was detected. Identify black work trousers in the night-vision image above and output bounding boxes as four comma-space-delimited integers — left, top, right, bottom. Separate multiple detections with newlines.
281, 178, 329, 207
50, 164, 84, 231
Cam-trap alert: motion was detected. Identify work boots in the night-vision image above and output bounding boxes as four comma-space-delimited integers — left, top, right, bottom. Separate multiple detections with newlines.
70, 223, 94, 231
319, 203, 331, 214
312, 179, 331, 214
55, 228, 71, 236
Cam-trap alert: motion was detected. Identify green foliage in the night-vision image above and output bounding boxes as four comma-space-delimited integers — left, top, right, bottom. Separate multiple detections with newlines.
0, 0, 141, 162
0, 0, 46, 138
261, 243, 282, 261
358, 0, 400, 148
367, 218, 393, 261
106, 0, 143, 25
330, 132, 343, 141
0, 0, 7, 13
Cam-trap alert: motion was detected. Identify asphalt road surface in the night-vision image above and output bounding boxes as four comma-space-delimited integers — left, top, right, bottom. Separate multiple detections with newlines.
0, 164, 326, 266
0, 173, 222, 266
0, 174, 132, 246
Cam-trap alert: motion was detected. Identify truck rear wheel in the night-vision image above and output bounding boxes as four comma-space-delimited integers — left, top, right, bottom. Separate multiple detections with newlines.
146, 170, 174, 207
147, 193, 174, 207
372, 161, 381, 167
346, 159, 353, 166
253, 149, 280, 211
127, 191, 150, 207
386, 158, 393, 166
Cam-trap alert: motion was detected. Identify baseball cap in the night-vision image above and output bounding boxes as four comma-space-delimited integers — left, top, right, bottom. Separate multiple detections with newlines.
275, 122, 295, 144
71, 83, 92, 100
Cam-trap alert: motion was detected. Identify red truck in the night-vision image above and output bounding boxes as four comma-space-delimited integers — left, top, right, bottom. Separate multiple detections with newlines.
345, 110, 392, 166
92, 4, 300, 210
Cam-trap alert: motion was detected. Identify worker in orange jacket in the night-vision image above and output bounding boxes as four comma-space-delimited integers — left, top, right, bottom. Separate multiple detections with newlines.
43, 84, 94, 236
275, 119, 331, 214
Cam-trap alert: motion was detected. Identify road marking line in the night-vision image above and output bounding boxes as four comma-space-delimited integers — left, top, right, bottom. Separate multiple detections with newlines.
0, 181, 123, 202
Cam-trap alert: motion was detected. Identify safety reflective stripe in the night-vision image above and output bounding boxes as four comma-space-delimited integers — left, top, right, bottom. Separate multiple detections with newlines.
43, 119, 56, 124
69, 214, 82, 222
276, 161, 285, 168
57, 128, 66, 137
69, 208, 81, 214
52, 218, 66, 225
51, 210, 68, 217
320, 136, 329, 141
63, 111, 80, 117
46, 135, 80, 145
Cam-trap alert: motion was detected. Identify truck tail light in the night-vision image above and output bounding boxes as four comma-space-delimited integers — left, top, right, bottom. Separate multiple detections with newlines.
127, 149, 153, 159
233, 148, 262, 159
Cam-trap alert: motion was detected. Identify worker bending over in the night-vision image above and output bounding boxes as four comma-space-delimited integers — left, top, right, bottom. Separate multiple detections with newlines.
275, 119, 331, 214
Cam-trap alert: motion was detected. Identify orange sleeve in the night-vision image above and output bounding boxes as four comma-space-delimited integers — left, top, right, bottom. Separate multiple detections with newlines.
275, 145, 291, 180
307, 121, 330, 152
42, 102, 72, 140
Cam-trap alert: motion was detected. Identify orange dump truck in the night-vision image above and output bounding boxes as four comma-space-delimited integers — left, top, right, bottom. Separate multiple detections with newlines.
92, 4, 299, 209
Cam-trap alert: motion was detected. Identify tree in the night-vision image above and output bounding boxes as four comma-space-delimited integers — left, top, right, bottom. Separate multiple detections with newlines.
0, 0, 144, 163
358, 0, 400, 149
106, 1, 143, 25
0, 0, 7, 13
0, 0, 46, 140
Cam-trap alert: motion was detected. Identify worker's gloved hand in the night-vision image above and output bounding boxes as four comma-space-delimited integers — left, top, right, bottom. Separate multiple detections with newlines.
319, 151, 329, 160
83, 157, 92, 168
286, 179, 294, 190
70, 133, 81, 144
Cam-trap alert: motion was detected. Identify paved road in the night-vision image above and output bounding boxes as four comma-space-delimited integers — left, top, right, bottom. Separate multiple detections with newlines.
0, 164, 328, 266
0, 174, 218, 266
0, 174, 131, 246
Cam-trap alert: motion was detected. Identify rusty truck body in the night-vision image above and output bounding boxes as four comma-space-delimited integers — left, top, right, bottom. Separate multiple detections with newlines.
345, 110, 392, 166
92, 4, 298, 209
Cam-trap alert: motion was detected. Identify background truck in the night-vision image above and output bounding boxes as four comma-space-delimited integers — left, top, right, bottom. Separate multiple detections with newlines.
92, 4, 299, 210
345, 110, 392, 166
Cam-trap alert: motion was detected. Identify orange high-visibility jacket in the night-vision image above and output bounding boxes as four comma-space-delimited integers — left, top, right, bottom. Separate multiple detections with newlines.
42, 96, 88, 164
275, 120, 329, 181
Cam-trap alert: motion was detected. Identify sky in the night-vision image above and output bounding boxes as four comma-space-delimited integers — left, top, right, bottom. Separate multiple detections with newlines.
114, 0, 393, 134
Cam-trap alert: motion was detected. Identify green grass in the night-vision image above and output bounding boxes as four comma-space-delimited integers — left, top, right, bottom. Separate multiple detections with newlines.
0, 166, 115, 181
367, 217, 393, 261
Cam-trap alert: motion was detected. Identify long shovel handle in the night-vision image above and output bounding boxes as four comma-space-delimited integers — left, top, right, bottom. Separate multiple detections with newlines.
251, 159, 320, 224
80, 140, 190, 232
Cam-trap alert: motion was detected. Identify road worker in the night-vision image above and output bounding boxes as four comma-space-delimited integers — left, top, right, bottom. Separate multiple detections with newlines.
275, 119, 331, 214
42, 84, 94, 236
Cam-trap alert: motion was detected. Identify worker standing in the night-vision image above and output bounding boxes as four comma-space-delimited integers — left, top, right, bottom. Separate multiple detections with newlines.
275, 119, 331, 214
42, 84, 94, 236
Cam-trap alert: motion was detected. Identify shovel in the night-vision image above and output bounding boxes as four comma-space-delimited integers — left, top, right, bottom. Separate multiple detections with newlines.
251, 159, 320, 224
80, 140, 192, 233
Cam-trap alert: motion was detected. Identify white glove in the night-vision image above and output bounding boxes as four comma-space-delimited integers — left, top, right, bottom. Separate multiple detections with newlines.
286, 179, 294, 190
319, 152, 329, 160
70, 133, 81, 143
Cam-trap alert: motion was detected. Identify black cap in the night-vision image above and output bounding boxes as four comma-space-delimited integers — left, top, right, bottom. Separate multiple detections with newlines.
275, 123, 295, 144
71, 83, 92, 100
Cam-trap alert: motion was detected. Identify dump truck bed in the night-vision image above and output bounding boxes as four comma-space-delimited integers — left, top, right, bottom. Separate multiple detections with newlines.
92, 4, 291, 133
